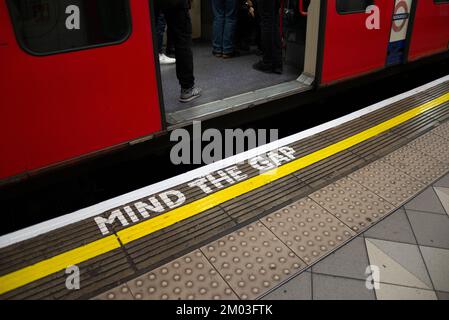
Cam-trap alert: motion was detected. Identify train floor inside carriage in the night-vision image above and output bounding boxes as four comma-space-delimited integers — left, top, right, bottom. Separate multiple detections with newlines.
158, 0, 308, 124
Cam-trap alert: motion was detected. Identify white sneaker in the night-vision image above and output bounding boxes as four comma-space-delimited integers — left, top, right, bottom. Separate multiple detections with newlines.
159, 53, 176, 65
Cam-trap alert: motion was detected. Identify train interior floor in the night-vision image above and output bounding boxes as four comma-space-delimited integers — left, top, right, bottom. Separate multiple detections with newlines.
160, 41, 302, 116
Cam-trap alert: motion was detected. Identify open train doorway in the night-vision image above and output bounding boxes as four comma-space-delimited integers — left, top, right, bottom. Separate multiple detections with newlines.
156, 0, 319, 125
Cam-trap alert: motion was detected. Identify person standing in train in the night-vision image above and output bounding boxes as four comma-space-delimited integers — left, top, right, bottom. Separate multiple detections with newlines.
154, 0, 202, 103
253, 0, 283, 74
212, 0, 238, 58
156, 13, 176, 65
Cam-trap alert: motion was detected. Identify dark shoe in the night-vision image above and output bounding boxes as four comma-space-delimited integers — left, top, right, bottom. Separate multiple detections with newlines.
253, 61, 274, 73
212, 51, 222, 58
179, 86, 202, 103
222, 52, 235, 59
273, 65, 283, 74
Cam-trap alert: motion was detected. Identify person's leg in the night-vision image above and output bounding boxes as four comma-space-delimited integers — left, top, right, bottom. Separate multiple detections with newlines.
271, 0, 282, 69
164, 7, 194, 90
156, 13, 166, 54
156, 13, 176, 65
222, 0, 237, 55
166, 26, 176, 57
254, 0, 282, 73
259, 0, 274, 64
212, 0, 225, 55
254, 0, 263, 53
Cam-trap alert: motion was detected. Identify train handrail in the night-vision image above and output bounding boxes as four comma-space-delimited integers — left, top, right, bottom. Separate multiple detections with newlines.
299, 0, 308, 16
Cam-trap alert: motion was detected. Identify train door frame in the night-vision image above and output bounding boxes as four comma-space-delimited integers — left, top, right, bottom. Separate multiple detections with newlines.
156, 0, 321, 126
386, 0, 416, 66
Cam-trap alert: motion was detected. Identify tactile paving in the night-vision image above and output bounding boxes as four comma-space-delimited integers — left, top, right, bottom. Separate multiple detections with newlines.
383, 145, 449, 184
201, 222, 305, 300
408, 131, 449, 164
431, 121, 449, 140
309, 177, 393, 233
125, 250, 237, 300
349, 160, 425, 207
261, 198, 355, 265
93, 284, 134, 300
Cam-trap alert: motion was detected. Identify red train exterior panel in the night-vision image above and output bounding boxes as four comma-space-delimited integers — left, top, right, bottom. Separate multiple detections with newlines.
321, 0, 394, 84
0, 0, 162, 181
408, 0, 449, 61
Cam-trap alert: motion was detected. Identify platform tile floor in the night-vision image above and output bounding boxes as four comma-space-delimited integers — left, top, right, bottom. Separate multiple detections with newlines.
262, 173, 449, 300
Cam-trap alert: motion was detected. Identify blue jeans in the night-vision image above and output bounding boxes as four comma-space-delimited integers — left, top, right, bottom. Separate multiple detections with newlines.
212, 0, 237, 54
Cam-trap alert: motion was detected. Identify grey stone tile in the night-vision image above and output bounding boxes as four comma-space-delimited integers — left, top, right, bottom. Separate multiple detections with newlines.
434, 173, 449, 188
364, 208, 416, 244
375, 283, 437, 300
420, 246, 449, 292
437, 291, 449, 300
262, 271, 312, 300
365, 238, 433, 289
407, 210, 449, 249
311, 237, 370, 281
404, 187, 446, 215
434, 187, 449, 215
312, 273, 376, 300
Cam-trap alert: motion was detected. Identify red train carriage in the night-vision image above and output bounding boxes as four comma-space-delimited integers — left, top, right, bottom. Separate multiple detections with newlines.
0, 0, 448, 184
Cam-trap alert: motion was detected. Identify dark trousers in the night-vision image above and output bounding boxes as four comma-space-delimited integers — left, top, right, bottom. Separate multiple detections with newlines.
257, 0, 282, 67
155, 4, 195, 89
156, 13, 175, 55
156, 13, 166, 53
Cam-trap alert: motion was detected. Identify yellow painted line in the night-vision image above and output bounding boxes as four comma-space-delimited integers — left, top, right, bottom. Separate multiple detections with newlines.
0, 235, 120, 295
1, 92, 448, 295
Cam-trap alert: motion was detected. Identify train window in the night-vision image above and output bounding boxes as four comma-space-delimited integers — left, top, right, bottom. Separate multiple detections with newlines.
6, 0, 131, 55
434, 0, 449, 3
336, 0, 374, 14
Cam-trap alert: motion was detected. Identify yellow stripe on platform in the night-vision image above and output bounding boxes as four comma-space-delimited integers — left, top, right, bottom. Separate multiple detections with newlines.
1, 92, 449, 296
0, 235, 120, 295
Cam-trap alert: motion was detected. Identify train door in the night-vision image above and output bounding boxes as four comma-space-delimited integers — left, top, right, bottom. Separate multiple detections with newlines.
0, 0, 163, 181
155, 0, 320, 125
320, 0, 395, 84
408, 0, 449, 61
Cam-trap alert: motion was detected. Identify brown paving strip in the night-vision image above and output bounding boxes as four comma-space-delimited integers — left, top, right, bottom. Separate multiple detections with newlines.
362, 95, 442, 125
220, 175, 311, 224
318, 118, 375, 143
0, 220, 104, 276
421, 82, 449, 99
349, 131, 408, 162
392, 103, 449, 141
2, 248, 133, 300
122, 207, 235, 269
295, 150, 368, 189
